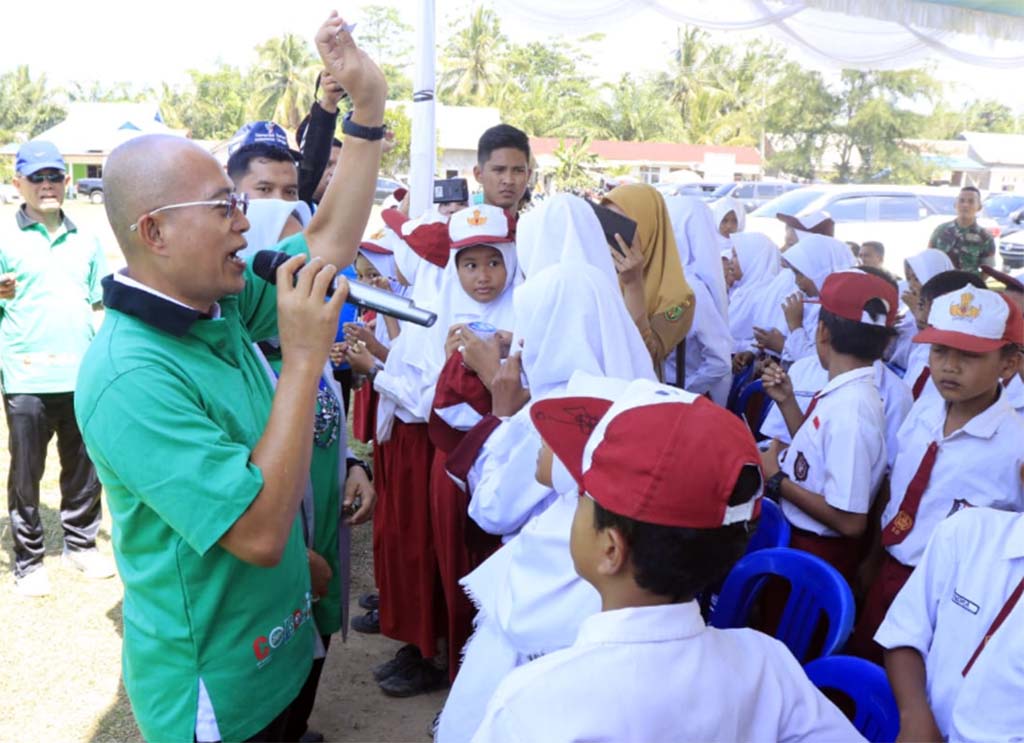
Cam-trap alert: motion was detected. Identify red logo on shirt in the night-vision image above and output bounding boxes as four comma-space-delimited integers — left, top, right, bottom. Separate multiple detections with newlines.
794, 452, 809, 482
252, 592, 313, 667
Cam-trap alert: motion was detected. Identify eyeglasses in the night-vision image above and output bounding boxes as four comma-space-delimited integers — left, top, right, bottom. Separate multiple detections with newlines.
129, 192, 249, 232
25, 172, 65, 184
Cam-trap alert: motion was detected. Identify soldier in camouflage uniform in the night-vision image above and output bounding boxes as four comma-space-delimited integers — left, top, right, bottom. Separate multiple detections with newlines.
927, 185, 995, 274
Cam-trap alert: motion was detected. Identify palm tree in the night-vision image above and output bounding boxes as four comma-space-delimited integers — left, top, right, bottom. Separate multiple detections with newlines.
0, 66, 66, 143
439, 6, 506, 105
551, 137, 599, 192
589, 75, 680, 142
249, 34, 319, 130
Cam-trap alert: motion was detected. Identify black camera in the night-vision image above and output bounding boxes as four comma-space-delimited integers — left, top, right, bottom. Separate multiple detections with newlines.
433, 178, 469, 204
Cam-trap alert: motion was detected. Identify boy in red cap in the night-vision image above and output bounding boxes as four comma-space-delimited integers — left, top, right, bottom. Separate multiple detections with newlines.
760, 270, 898, 584
471, 379, 859, 742
851, 285, 1024, 661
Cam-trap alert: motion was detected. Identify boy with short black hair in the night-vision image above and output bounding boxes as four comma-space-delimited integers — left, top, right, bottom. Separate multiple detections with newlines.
474, 124, 531, 212
227, 142, 300, 202
852, 286, 1024, 661
471, 379, 860, 742
858, 240, 885, 268
761, 271, 898, 583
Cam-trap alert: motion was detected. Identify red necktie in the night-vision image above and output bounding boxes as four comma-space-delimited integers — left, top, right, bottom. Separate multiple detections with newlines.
802, 391, 822, 424
881, 441, 940, 547
962, 574, 1024, 676
911, 366, 931, 400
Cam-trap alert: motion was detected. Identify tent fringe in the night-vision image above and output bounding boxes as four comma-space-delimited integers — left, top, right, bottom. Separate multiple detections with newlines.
793, 0, 1024, 41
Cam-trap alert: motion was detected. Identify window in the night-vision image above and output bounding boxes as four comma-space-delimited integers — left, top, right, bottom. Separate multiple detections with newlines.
750, 189, 825, 218
87, 165, 103, 178
639, 166, 661, 185
734, 183, 756, 199
877, 196, 923, 221
756, 184, 781, 200
826, 196, 870, 222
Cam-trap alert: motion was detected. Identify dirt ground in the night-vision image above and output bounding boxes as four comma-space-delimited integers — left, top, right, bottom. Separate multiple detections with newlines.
0, 201, 444, 742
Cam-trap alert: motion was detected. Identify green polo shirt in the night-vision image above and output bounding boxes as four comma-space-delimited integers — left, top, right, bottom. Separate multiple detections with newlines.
0, 206, 107, 393
75, 233, 313, 743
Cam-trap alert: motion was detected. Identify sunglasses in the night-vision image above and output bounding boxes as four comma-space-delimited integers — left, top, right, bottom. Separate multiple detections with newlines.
129, 192, 249, 232
25, 172, 65, 184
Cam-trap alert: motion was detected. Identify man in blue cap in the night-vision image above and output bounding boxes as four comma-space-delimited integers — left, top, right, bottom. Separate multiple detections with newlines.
226, 121, 302, 202
4, 140, 113, 596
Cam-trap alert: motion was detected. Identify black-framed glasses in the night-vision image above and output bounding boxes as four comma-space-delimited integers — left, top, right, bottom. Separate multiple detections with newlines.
129, 192, 249, 232
25, 172, 65, 184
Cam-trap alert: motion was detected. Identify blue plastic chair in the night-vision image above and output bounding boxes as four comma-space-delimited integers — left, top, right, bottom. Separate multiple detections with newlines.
804, 656, 900, 743
727, 362, 754, 413
747, 499, 791, 554
735, 379, 773, 437
701, 500, 791, 619
710, 548, 855, 664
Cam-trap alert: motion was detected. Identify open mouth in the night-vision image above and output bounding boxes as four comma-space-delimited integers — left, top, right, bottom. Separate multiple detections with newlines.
227, 245, 247, 267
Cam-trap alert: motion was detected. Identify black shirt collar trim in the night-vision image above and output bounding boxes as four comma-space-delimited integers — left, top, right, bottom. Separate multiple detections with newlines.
101, 275, 206, 337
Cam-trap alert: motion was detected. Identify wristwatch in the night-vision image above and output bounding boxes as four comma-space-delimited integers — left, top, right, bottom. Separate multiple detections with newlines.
346, 457, 373, 482
765, 471, 788, 502
342, 111, 386, 141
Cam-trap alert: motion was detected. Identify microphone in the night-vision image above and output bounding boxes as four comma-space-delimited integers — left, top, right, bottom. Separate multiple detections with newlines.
252, 250, 437, 328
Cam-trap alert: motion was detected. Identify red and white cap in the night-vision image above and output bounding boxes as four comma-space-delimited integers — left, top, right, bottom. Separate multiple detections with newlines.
914, 287, 1024, 352
448, 204, 515, 250
777, 210, 835, 238
530, 380, 763, 529
358, 240, 393, 255
819, 270, 898, 327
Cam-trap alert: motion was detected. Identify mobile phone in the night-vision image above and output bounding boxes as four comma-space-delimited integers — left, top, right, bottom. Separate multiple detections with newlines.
433, 178, 469, 205
588, 201, 637, 257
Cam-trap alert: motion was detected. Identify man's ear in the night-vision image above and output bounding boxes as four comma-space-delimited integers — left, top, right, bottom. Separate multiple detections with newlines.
596, 526, 630, 578
999, 348, 1021, 382
134, 215, 171, 256
815, 319, 830, 346
472, 163, 483, 184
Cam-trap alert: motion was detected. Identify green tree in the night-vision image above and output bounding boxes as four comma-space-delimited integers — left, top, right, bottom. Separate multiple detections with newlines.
550, 136, 600, 192
439, 6, 507, 105
589, 74, 680, 142
763, 63, 839, 179
249, 33, 319, 129
361, 4, 414, 101
381, 106, 412, 176
160, 64, 253, 140
0, 66, 66, 145
924, 98, 1020, 138
65, 80, 152, 103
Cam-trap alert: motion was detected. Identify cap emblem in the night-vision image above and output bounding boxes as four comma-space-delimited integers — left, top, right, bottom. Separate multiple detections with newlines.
467, 209, 488, 226
950, 293, 981, 320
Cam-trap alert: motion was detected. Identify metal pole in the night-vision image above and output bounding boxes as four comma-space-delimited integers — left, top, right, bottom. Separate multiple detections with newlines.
409, 0, 437, 220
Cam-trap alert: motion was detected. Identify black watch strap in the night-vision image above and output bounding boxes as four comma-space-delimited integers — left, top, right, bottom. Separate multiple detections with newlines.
766, 471, 787, 501
346, 457, 373, 481
341, 111, 386, 141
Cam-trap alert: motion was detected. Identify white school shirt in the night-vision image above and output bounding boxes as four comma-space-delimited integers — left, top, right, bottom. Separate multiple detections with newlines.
882, 388, 1024, 567
662, 275, 732, 405
875, 508, 1024, 742
471, 602, 863, 743
762, 357, 912, 470
1005, 374, 1024, 415
780, 303, 820, 364
778, 366, 888, 536
904, 341, 940, 403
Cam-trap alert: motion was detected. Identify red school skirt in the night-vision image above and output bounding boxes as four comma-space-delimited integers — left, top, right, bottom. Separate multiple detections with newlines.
373, 420, 442, 658
848, 553, 914, 663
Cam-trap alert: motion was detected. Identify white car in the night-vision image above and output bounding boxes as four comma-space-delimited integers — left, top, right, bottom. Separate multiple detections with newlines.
744, 185, 995, 274
0, 183, 22, 205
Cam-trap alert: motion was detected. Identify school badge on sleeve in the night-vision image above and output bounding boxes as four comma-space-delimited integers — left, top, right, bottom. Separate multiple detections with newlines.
794, 451, 809, 482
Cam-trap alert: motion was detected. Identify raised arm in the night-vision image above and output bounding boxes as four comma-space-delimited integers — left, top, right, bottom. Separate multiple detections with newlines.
304, 12, 388, 268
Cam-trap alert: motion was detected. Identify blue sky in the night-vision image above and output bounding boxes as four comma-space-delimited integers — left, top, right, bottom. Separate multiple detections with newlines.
4, 1, 1023, 112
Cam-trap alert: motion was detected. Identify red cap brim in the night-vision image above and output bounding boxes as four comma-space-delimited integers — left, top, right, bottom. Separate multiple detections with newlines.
981, 264, 1024, 294
912, 327, 1009, 353
381, 208, 409, 235
530, 397, 614, 485
359, 241, 393, 255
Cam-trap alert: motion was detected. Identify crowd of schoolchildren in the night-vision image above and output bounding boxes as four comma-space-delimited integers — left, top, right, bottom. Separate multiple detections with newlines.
264, 116, 1020, 742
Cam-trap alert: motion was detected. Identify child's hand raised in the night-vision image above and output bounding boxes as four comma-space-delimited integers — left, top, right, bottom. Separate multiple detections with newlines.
782, 293, 805, 332
761, 362, 794, 403
490, 352, 531, 418
461, 331, 502, 384
753, 326, 785, 353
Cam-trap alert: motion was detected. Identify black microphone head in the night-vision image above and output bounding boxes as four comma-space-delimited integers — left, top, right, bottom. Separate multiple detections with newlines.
252, 250, 291, 285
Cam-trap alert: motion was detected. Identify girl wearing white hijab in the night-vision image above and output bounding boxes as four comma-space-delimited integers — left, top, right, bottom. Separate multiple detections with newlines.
664, 195, 733, 403
753, 234, 851, 363
437, 262, 655, 740
710, 195, 746, 250
371, 205, 518, 690
728, 232, 782, 353
514, 192, 617, 283
889, 249, 955, 371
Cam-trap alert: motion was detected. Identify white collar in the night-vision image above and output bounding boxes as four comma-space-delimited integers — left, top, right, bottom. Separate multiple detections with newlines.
114, 270, 222, 319
575, 601, 706, 646
818, 365, 875, 397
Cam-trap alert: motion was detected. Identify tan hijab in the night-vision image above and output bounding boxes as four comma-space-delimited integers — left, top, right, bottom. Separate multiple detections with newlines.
603, 184, 695, 357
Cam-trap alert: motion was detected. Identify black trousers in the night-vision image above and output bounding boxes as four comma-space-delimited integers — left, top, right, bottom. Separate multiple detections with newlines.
283, 634, 332, 741
4, 391, 102, 577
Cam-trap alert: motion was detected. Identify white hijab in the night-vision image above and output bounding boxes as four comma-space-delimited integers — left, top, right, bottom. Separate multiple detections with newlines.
665, 194, 729, 322
514, 193, 617, 285
728, 232, 781, 351
515, 263, 656, 399
905, 248, 954, 285
374, 241, 518, 439
238, 198, 312, 261
357, 245, 408, 348
710, 196, 746, 251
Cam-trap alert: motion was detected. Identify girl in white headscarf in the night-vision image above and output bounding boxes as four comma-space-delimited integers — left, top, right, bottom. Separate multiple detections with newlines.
710, 195, 746, 250
664, 195, 732, 403
728, 232, 782, 354
514, 192, 617, 283
895, 248, 956, 383
437, 261, 655, 740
